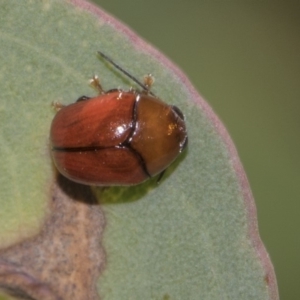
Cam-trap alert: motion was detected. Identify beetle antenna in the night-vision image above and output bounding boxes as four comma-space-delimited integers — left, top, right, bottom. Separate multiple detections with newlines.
97, 51, 155, 96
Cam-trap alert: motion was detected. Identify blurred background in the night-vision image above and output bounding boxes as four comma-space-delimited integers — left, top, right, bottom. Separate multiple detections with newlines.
92, 1, 299, 299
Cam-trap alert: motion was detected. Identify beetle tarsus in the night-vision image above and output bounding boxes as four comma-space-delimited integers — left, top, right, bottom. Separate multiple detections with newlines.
52, 101, 65, 111
143, 74, 155, 94
90, 75, 105, 94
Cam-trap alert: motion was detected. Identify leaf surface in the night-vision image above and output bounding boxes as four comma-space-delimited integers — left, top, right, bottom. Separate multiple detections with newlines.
0, 1, 278, 299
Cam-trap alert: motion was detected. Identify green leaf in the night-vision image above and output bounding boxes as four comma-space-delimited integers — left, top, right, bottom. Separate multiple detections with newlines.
0, 0, 278, 299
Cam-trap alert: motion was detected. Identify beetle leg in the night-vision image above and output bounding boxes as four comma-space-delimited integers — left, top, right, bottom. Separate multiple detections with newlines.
156, 169, 166, 184
142, 74, 155, 94
90, 75, 105, 94
76, 96, 91, 102
52, 101, 65, 111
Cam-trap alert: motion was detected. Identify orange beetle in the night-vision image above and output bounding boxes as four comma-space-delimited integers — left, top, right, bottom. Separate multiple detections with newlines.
50, 51, 188, 186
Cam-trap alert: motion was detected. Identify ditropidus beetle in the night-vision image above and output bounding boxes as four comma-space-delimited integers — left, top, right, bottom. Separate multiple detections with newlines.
50, 51, 188, 186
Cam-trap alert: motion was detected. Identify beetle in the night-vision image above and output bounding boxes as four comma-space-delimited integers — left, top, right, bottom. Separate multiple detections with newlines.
50, 51, 188, 186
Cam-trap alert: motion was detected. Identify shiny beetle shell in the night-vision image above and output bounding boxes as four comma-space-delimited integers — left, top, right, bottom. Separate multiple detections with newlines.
50, 89, 187, 186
